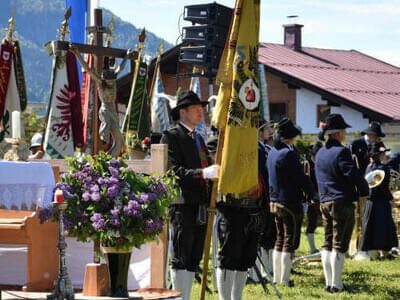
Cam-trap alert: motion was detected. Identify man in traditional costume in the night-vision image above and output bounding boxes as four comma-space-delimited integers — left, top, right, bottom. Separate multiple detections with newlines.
316, 114, 369, 293
267, 118, 315, 287
161, 90, 219, 300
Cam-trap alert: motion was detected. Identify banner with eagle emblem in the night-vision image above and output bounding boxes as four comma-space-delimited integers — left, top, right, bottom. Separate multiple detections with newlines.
43, 44, 83, 158
212, 0, 260, 195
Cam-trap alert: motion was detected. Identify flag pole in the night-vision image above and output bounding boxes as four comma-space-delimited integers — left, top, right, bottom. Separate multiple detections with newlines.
200, 128, 224, 300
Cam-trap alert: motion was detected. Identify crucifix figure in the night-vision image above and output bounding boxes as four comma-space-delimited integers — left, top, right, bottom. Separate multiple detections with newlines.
71, 46, 132, 157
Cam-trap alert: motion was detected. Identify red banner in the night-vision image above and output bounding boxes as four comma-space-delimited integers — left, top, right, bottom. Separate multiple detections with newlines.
0, 44, 13, 123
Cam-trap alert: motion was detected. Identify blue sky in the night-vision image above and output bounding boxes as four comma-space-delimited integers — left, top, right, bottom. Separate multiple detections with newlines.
100, 0, 400, 67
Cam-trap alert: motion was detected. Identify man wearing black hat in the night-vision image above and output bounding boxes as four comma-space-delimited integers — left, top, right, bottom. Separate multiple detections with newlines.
349, 122, 385, 174
315, 114, 369, 293
267, 118, 315, 287
160, 90, 220, 300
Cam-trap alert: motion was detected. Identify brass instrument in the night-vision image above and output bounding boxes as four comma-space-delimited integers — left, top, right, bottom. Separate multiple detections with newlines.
365, 169, 385, 188
349, 154, 363, 257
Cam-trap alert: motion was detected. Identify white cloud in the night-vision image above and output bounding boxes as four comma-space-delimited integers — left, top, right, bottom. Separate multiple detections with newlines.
303, 0, 400, 15
362, 50, 400, 67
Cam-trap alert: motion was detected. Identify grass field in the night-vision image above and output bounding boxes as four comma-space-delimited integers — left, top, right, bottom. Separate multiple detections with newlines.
191, 226, 400, 300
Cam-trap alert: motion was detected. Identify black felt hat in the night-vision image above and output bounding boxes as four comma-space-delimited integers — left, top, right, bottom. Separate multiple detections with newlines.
369, 141, 390, 156
318, 114, 351, 141
171, 90, 208, 121
324, 114, 351, 131
277, 117, 301, 139
362, 121, 385, 137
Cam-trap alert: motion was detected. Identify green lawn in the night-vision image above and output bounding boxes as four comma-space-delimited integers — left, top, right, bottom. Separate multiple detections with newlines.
191, 226, 400, 300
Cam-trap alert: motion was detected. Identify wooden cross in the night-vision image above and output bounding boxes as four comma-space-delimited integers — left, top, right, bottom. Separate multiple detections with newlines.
52, 8, 138, 155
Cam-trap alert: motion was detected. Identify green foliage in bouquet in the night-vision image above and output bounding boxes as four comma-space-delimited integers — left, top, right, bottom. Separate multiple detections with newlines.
40, 152, 179, 251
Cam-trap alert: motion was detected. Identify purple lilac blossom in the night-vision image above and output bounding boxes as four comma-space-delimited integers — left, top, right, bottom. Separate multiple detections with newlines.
108, 166, 119, 177
139, 193, 150, 204
106, 185, 119, 198
110, 208, 120, 217
91, 192, 101, 202
82, 192, 91, 201
110, 216, 120, 227
90, 184, 100, 193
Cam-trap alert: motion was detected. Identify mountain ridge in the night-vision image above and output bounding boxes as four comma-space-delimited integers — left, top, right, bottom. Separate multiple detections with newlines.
0, 0, 172, 103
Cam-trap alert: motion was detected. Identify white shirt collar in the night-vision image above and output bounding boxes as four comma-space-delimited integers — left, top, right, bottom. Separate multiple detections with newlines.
179, 121, 195, 133
364, 135, 370, 145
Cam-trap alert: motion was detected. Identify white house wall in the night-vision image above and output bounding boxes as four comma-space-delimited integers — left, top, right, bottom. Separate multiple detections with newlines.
296, 88, 369, 134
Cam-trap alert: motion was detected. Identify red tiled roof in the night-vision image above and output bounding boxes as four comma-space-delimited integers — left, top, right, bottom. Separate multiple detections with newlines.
258, 43, 400, 121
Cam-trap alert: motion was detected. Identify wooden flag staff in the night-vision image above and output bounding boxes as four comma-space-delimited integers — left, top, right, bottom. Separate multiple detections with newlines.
200, 129, 225, 300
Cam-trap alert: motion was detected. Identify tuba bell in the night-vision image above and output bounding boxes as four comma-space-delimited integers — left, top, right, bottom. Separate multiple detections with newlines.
365, 169, 385, 188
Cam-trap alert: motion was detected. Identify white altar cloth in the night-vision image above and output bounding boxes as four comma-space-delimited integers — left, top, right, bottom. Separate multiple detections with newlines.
0, 161, 55, 209
0, 238, 151, 289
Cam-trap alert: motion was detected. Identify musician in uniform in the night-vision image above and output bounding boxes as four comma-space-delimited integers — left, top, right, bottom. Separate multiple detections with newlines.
315, 114, 369, 293
161, 90, 219, 300
215, 122, 267, 300
267, 118, 315, 287
348, 122, 385, 174
360, 142, 398, 258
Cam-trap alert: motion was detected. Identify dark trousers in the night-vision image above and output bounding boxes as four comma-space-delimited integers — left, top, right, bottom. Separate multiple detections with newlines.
169, 204, 207, 272
272, 203, 303, 253
320, 199, 355, 253
259, 207, 276, 250
306, 202, 320, 234
216, 203, 264, 271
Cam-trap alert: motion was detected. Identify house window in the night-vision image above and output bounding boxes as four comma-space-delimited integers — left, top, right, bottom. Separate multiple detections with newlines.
317, 105, 331, 127
270, 103, 287, 123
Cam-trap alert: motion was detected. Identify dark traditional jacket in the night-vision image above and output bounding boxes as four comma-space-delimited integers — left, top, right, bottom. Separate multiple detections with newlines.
348, 137, 370, 174
316, 139, 369, 203
366, 162, 392, 201
160, 123, 210, 206
267, 141, 315, 209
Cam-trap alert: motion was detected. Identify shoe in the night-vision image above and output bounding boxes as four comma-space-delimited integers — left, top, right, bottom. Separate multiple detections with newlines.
324, 286, 331, 293
291, 269, 302, 275
330, 284, 356, 294
353, 251, 371, 261
282, 280, 294, 287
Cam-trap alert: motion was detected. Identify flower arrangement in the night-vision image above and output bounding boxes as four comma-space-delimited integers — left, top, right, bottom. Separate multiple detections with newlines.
40, 152, 178, 250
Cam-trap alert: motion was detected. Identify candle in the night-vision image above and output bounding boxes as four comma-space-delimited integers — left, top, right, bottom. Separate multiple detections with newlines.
54, 189, 64, 204
11, 111, 21, 139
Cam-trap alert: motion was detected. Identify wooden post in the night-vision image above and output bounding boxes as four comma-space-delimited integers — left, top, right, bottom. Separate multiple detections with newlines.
200, 130, 225, 300
92, 8, 103, 155
149, 144, 169, 288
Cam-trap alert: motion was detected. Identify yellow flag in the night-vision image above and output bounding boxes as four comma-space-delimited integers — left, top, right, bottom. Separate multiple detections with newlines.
212, 0, 260, 195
